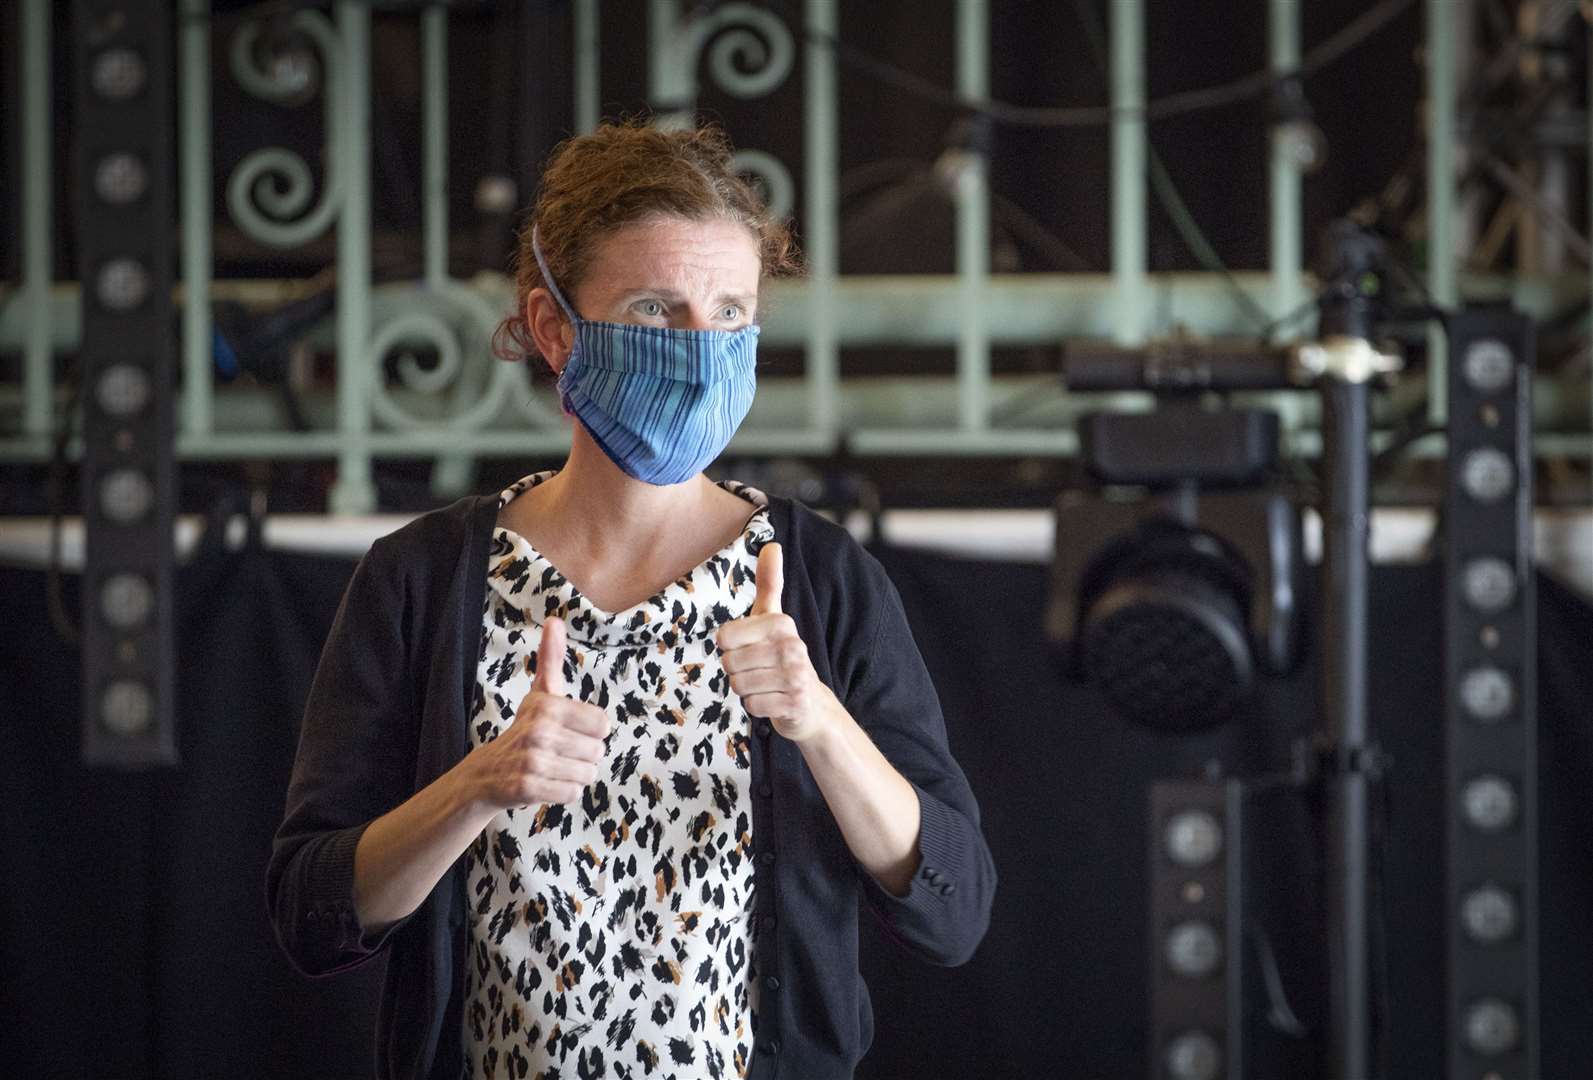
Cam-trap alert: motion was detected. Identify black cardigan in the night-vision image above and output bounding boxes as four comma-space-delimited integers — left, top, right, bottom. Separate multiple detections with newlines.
266, 492, 996, 1079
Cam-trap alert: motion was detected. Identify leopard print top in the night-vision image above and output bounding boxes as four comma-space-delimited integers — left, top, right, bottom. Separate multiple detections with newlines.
462, 471, 772, 1080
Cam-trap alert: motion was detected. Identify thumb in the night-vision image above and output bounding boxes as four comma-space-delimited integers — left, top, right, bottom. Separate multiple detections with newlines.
533, 616, 567, 697
752, 542, 783, 615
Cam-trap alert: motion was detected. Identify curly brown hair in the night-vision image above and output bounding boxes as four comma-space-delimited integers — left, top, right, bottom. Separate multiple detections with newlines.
493, 120, 802, 365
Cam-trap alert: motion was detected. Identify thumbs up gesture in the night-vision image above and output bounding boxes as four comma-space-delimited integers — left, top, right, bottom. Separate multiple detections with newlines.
716, 543, 841, 746
464, 616, 612, 810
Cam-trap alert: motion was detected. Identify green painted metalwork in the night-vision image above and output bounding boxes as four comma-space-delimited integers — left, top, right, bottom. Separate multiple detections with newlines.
21, 0, 51, 439
803, 0, 839, 436
181, 0, 213, 437
5, 2, 1589, 489
1269, 0, 1307, 326
1426, 0, 1459, 422
955, 0, 991, 431
1110, 0, 1148, 346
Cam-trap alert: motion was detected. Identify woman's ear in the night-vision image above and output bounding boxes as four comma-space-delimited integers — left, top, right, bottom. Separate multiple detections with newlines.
526, 288, 574, 374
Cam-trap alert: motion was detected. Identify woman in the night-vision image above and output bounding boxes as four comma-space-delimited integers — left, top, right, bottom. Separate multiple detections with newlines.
268, 121, 995, 1080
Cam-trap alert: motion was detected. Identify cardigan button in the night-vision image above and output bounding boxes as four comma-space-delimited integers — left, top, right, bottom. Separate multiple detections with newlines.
758, 1039, 780, 1055
764, 975, 781, 992
759, 851, 776, 867
758, 783, 773, 799
756, 721, 773, 738
760, 914, 777, 933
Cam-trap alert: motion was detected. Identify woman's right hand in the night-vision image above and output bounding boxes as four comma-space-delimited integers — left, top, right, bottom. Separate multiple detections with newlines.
463, 616, 611, 811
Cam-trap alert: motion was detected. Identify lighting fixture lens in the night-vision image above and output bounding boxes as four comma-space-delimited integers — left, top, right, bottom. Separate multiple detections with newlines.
99, 468, 154, 524
94, 152, 149, 204
1461, 775, 1519, 833
96, 258, 151, 312
1464, 997, 1521, 1056
100, 572, 154, 630
91, 48, 147, 100
1462, 339, 1515, 394
1460, 884, 1519, 945
1462, 557, 1517, 614
1460, 448, 1515, 504
1459, 667, 1516, 723
1165, 921, 1222, 979
1164, 810, 1223, 869
1164, 1031, 1221, 1080
101, 680, 153, 736
96, 363, 152, 417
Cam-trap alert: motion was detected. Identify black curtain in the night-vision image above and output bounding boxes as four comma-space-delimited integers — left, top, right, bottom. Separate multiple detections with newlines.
3, 533, 1590, 1079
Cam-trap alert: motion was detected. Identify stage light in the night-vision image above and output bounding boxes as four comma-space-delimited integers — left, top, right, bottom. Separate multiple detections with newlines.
1163, 1030, 1221, 1080
101, 680, 153, 736
95, 363, 152, 417
99, 468, 154, 524
1464, 998, 1521, 1056
1459, 666, 1516, 723
1460, 884, 1520, 945
91, 47, 147, 100
1462, 556, 1517, 614
1460, 448, 1515, 503
100, 572, 154, 630
1164, 920, 1221, 979
94, 153, 149, 205
1461, 775, 1519, 833
1461, 339, 1515, 394
96, 257, 151, 312
1164, 809, 1222, 869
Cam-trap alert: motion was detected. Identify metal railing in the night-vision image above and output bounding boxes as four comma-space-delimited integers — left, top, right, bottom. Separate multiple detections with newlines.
2, 0, 1588, 511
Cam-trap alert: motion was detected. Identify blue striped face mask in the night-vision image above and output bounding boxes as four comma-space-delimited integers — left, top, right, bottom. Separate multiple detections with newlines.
532, 226, 758, 486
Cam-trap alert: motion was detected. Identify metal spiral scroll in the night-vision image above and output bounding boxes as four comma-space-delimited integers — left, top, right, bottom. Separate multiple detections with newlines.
683, 4, 797, 218
225, 11, 344, 248
367, 280, 561, 432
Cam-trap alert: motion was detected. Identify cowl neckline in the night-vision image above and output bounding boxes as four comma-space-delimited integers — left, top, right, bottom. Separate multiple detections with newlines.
487, 470, 774, 649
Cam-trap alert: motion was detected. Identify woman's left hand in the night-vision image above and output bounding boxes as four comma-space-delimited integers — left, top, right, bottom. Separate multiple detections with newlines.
716, 543, 841, 746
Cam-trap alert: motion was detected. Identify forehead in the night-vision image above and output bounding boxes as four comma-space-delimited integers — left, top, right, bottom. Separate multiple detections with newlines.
580, 215, 761, 293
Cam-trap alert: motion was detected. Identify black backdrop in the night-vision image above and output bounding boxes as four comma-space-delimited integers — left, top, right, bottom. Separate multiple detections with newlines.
3, 529, 1591, 1079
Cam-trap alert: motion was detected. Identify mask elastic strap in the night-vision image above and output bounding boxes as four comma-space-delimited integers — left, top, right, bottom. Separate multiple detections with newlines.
530, 224, 579, 325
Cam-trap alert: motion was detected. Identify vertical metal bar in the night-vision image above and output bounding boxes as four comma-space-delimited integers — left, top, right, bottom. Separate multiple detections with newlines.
574, 0, 601, 134
804, 0, 839, 437
21, 0, 52, 437
422, 4, 447, 289
955, 0, 989, 430
181, 0, 213, 436
1110, 0, 1147, 346
649, 0, 692, 131
1268, 0, 1305, 330
330, 1, 374, 513
1426, 0, 1459, 422
1588, 15, 1592, 487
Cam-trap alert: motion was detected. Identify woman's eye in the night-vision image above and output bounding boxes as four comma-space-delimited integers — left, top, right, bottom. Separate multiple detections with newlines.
636, 299, 665, 317
719, 304, 743, 321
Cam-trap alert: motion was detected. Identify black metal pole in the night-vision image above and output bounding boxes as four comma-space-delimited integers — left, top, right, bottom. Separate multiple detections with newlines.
1313, 220, 1385, 1080
1320, 375, 1372, 1080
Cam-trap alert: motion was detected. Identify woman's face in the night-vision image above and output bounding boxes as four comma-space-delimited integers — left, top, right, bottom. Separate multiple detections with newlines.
566, 214, 762, 332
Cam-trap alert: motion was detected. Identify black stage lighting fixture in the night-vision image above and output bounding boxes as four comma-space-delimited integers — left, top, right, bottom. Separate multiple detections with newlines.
75, 0, 177, 767
1047, 398, 1303, 733
1444, 308, 1538, 1079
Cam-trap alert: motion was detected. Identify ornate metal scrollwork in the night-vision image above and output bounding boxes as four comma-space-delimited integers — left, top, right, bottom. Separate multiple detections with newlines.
688, 2, 795, 99
225, 11, 344, 248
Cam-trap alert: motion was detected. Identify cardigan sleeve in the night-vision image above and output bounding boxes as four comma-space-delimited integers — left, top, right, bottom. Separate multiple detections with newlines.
839, 550, 997, 967
265, 535, 422, 976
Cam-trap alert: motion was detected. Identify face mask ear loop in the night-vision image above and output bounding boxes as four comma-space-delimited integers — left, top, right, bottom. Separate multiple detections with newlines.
530, 224, 580, 326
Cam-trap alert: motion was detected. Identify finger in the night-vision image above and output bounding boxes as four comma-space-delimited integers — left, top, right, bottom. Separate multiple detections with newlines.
729, 666, 791, 698
741, 691, 794, 722
752, 542, 783, 615
718, 640, 784, 676
533, 616, 567, 696
530, 752, 602, 787
557, 701, 612, 740
543, 725, 608, 764
716, 611, 790, 652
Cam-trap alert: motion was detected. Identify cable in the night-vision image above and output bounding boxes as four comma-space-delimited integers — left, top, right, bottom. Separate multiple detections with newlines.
1067, 0, 1273, 332
46, 362, 83, 647
767, 0, 1415, 129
